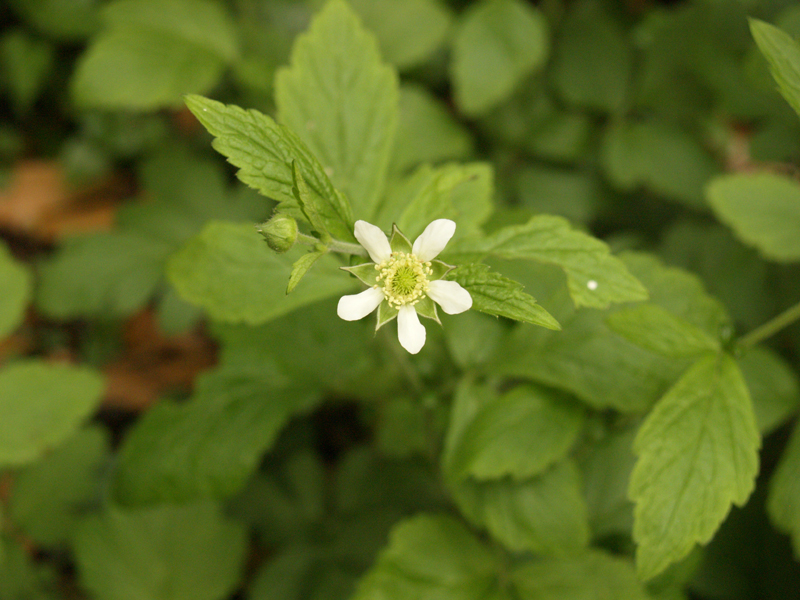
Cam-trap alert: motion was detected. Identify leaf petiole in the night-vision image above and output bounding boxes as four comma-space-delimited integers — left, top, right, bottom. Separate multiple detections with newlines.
738, 298, 800, 349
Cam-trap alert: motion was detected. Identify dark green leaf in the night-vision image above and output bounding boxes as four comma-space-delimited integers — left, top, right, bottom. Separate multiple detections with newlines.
0, 239, 31, 338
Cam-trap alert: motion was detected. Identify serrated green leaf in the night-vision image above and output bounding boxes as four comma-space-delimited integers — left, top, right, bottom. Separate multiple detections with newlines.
455, 215, 648, 308
707, 172, 800, 262
350, 514, 497, 600
551, 1, 631, 113
275, 0, 398, 220
448, 384, 583, 481
0, 361, 105, 468
0, 239, 31, 338
74, 502, 246, 600
447, 263, 560, 329
71, 0, 237, 110
288, 251, 326, 294
630, 353, 760, 580
168, 221, 356, 324
601, 119, 719, 209
767, 420, 800, 559
10, 426, 110, 547
512, 550, 651, 600
185, 95, 353, 241
451, 0, 549, 115
606, 304, 721, 358
498, 252, 731, 412
36, 232, 170, 319
112, 370, 317, 505
443, 382, 589, 555
738, 346, 800, 434
750, 18, 800, 119
391, 84, 474, 175
375, 163, 492, 240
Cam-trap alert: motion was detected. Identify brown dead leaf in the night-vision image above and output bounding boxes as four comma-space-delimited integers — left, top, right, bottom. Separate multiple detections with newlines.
103, 309, 216, 411
0, 160, 133, 241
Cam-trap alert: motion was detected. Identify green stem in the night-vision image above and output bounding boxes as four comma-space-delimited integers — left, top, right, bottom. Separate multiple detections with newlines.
295, 232, 320, 246
327, 239, 369, 257
738, 299, 800, 348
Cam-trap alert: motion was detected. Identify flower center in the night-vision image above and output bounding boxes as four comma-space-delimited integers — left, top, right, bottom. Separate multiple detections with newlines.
375, 252, 432, 308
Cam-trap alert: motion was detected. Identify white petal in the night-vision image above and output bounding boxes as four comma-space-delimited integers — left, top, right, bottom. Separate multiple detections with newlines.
337, 287, 384, 321
411, 219, 456, 261
397, 305, 426, 354
354, 220, 392, 263
427, 280, 473, 314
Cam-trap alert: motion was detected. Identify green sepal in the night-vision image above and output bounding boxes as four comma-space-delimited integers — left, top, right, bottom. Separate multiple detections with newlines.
291, 161, 330, 241
376, 301, 398, 330
341, 263, 379, 287
430, 259, 454, 281
389, 224, 413, 254
287, 250, 326, 294
414, 296, 440, 324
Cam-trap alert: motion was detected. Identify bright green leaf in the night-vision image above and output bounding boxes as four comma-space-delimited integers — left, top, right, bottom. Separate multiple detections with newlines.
451, 0, 549, 115
74, 502, 246, 600
455, 215, 648, 308
738, 346, 800, 434
630, 353, 760, 580
767, 420, 800, 559
350, 0, 451, 70
10, 426, 110, 547
71, 0, 237, 110
707, 172, 800, 262
185, 95, 353, 241
551, 0, 631, 113
350, 514, 497, 600
750, 18, 800, 119
0, 361, 105, 468
391, 84, 474, 175
447, 263, 560, 329
167, 221, 356, 324
606, 304, 721, 358
112, 370, 317, 505
602, 120, 719, 209
512, 549, 651, 600
448, 384, 582, 480
288, 250, 326, 294
275, 0, 398, 220
0, 239, 31, 338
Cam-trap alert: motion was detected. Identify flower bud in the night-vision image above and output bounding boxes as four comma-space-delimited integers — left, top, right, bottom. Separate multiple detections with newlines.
257, 214, 298, 253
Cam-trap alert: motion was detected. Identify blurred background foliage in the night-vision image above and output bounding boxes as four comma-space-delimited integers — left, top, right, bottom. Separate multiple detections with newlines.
3, 0, 800, 599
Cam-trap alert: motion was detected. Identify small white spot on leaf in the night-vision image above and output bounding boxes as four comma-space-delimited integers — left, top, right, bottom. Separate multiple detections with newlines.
587, 280, 598, 291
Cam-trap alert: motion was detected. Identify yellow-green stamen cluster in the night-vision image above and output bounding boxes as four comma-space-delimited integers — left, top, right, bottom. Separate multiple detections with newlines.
375, 252, 433, 308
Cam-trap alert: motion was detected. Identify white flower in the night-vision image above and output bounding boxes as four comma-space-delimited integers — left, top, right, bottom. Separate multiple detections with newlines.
337, 219, 472, 354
